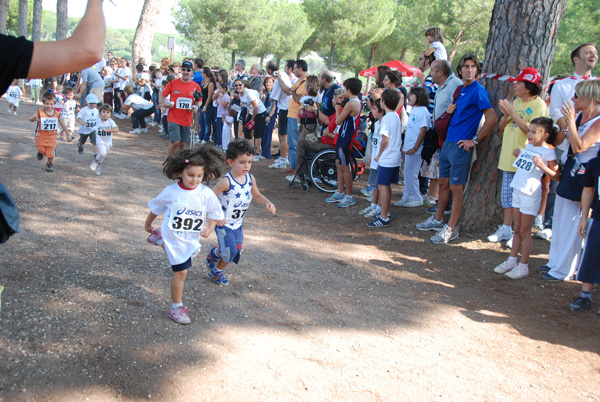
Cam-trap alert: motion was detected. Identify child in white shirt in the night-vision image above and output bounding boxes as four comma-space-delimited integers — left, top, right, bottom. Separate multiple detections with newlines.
89, 104, 118, 176
6, 80, 23, 115
424, 26, 448, 61
222, 107, 235, 151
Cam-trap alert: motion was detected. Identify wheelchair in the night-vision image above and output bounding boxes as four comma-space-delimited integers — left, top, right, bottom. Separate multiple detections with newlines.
289, 115, 367, 193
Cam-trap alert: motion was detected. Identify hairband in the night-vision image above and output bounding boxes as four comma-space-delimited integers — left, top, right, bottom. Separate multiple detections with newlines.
185, 159, 189, 163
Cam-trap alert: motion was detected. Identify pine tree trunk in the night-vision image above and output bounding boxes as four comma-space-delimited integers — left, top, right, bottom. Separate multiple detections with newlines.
31, 0, 41, 41
328, 42, 335, 70
56, 0, 68, 41
231, 50, 236, 71
18, 0, 27, 37
447, 29, 463, 63
459, 0, 569, 232
132, 0, 162, 63
399, 47, 407, 62
366, 42, 379, 89
0, 0, 10, 35
259, 54, 264, 68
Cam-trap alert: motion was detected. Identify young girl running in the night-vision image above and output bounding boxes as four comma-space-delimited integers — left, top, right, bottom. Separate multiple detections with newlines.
206, 139, 276, 285
494, 117, 559, 279
145, 146, 225, 324
90, 104, 118, 175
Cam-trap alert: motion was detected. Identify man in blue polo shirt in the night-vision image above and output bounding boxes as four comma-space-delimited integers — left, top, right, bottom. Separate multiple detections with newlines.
419, 54, 497, 244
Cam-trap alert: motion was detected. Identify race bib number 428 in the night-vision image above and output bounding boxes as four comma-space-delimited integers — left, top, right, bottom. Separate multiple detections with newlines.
169, 203, 204, 232
512, 149, 541, 173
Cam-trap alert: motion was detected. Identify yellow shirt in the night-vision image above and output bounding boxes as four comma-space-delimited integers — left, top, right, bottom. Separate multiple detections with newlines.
287, 78, 307, 119
498, 96, 548, 172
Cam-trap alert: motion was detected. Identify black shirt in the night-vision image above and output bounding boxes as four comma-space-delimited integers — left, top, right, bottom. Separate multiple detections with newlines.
0, 35, 34, 95
583, 156, 600, 220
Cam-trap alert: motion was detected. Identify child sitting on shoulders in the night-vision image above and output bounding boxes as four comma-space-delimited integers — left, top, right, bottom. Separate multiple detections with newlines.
424, 26, 448, 61
89, 104, 119, 176
29, 91, 73, 172
493, 117, 559, 279
206, 139, 276, 286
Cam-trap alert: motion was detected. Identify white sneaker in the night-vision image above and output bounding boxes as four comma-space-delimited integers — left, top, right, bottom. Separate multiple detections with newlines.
158, 128, 165, 133
535, 228, 552, 240
364, 208, 380, 219
269, 158, 288, 169
359, 205, 374, 215
506, 237, 513, 248
534, 215, 544, 231
487, 225, 513, 242
89, 160, 98, 172
360, 187, 373, 196
130, 128, 143, 134
140, 128, 148, 133
286, 174, 300, 183
494, 259, 517, 274
252, 155, 260, 162
394, 199, 424, 208
505, 264, 529, 279
95, 165, 102, 175
256, 155, 266, 160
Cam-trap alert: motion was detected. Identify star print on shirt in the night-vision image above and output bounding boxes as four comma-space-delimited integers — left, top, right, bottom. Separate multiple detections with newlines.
235, 192, 241, 198
245, 191, 250, 197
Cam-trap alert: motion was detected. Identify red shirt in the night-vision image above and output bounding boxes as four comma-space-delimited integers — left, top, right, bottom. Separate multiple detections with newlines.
322, 113, 338, 146
162, 79, 201, 127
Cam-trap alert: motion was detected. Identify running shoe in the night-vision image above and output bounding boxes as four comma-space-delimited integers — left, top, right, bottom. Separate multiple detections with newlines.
168, 306, 191, 324
208, 268, 229, 286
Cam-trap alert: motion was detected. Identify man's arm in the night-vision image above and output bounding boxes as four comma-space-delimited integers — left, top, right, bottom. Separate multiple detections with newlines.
278, 75, 291, 95
28, 0, 105, 79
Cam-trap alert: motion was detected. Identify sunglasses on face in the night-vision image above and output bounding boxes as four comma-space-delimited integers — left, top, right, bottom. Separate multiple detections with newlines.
234, 84, 243, 87
181, 68, 192, 72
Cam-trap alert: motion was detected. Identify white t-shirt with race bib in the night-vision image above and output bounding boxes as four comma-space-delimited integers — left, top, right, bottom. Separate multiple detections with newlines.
240, 89, 266, 116
149, 182, 224, 265
96, 118, 118, 147
510, 143, 556, 195
6, 86, 23, 106
76, 107, 99, 134
61, 99, 78, 119
218, 172, 254, 230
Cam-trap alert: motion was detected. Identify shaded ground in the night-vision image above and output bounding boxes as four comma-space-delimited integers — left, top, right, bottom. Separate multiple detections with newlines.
0, 98, 599, 401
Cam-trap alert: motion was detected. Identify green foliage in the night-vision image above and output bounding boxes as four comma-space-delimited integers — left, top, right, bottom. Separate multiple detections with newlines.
552, 0, 600, 76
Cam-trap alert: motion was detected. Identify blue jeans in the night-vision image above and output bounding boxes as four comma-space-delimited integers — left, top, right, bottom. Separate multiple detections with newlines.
200, 104, 214, 142
261, 115, 276, 158
214, 117, 223, 147
152, 92, 161, 123
287, 117, 299, 169
131, 106, 156, 129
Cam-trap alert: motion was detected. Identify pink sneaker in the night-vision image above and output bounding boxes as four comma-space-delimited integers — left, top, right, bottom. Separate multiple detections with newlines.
168, 306, 191, 324
147, 228, 163, 246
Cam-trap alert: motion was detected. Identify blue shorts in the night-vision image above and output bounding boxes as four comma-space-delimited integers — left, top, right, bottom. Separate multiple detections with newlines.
215, 225, 244, 264
171, 257, 191, 272
438, 141, 472, 185
335, 146, 351, 166
376, 165, 400, 186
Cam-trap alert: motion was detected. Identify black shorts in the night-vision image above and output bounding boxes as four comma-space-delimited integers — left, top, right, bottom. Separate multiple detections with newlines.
171, 257, 191, 272
335, 146, 351, 166
278, 109, 288, 135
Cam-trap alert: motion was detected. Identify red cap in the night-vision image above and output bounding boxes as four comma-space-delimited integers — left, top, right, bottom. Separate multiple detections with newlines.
509, 67, 541, 84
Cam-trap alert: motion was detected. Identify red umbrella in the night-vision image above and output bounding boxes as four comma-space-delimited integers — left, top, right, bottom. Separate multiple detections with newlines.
360, 60, 422, 78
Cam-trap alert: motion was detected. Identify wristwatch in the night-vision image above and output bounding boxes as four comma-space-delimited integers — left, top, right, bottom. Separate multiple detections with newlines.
472, 135, 479, 145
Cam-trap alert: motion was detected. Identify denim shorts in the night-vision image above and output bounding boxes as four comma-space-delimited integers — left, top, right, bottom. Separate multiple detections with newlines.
438, 141, 473, 185
215, 225, 244, 264
501, 170, 516, 209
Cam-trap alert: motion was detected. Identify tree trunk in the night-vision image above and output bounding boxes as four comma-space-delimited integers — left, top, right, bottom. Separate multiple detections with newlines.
460, 0, 569, 232
366, 42, 379, 89
399, 47, 407, 62
132, 0, 162, 63
276, 57, 281, 68
0, 0, 10, 35
31, 0, 42, 41
447, 29, 463, 63
259, 54, 264, 68
18, 0, 27, 37
56, 0, 68, 40
231, 50, 236, 71
328, 41, 335, 70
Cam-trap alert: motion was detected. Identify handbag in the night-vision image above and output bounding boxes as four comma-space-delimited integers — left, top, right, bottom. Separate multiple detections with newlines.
421, 127, 439, 164
556, 114, 599, 201
434, 85, 462, 147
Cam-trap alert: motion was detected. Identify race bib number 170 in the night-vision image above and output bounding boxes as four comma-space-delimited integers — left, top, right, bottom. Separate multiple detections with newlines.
176, 97, 192, 110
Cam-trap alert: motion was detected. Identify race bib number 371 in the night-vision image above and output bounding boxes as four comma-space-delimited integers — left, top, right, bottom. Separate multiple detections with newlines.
169, 203, 204, 232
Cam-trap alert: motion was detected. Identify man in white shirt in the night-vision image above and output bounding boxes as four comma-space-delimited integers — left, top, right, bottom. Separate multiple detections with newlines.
266, 60, 292, 168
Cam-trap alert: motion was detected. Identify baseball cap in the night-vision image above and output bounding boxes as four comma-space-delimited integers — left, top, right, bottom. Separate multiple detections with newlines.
509, 67, 541, 84
86, 93, 99, 104
181, 61, 193, 70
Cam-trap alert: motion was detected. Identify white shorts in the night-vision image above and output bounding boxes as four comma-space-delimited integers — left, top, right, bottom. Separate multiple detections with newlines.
512, 188, 541, 216
60, 115, 75, 133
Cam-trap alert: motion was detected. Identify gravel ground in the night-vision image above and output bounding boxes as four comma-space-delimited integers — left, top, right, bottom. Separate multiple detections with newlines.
0, 98, 599, 402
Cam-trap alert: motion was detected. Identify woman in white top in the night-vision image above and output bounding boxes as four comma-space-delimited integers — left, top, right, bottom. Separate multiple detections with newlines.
234, 79, 267, 157
541, 80, 600, 282
119, 85, 156, 134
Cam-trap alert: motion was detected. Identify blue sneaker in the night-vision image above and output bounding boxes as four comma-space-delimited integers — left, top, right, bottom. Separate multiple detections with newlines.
367, 216, 390, 227
338, 195, 356, 208
325, 192, 345, 203
208, 268, 229, 286
206, 244, 219, 269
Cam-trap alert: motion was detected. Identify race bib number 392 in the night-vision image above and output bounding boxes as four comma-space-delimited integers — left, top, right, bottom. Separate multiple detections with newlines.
512, 149, 541, 173
169, 203, 204, 232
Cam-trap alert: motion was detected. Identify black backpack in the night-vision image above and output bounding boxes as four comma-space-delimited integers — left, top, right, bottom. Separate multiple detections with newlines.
421, 127, 439, 164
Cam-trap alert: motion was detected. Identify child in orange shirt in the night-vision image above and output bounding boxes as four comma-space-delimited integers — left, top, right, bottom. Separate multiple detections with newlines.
29, 92, 73, 172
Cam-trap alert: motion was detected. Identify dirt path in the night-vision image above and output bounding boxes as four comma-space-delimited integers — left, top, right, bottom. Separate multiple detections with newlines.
0, 99, 599, 401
